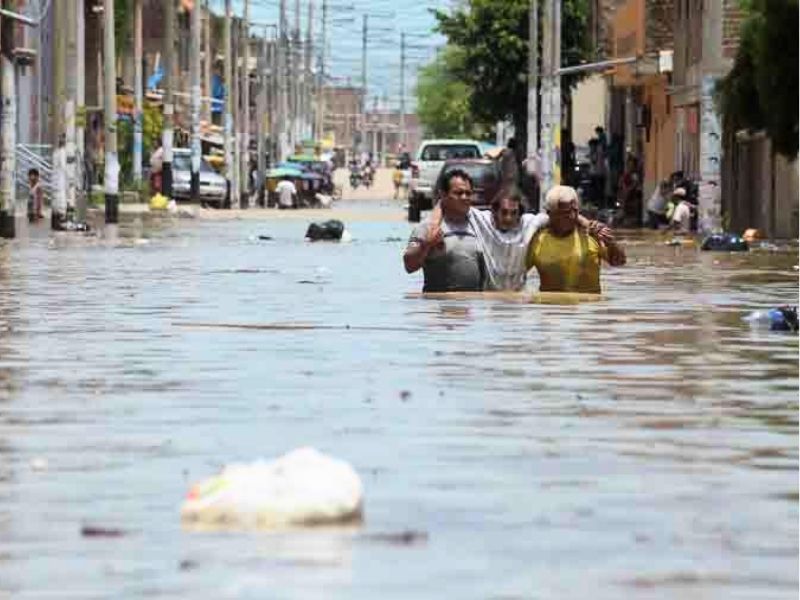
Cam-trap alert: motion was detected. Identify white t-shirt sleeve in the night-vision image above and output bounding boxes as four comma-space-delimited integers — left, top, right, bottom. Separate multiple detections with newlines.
521, 213, 549, 244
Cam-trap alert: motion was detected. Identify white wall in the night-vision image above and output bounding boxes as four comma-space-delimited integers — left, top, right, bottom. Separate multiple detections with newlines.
571, 75, 607, 147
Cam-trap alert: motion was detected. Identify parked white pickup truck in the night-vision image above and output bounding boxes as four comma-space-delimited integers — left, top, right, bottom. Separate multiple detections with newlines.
408, 139, 483, 221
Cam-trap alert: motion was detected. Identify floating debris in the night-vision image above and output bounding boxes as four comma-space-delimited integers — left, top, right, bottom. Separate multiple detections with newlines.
181, 447, 364, 530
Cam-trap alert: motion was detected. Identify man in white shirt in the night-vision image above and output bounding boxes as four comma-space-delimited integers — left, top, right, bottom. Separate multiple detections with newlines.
668, 187, 694, 233
276, 178, 297, 209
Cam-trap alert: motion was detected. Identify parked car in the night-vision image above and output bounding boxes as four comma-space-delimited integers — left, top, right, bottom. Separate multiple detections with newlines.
171, 149, 228, 206
434, 159, 502, 210
408, 139, 483, 221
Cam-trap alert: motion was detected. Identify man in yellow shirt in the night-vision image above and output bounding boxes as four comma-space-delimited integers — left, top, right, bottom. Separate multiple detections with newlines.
526, 186, 626, 293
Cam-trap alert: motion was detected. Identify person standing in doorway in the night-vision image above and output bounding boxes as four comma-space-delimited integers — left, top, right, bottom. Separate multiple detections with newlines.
27, 169, 44, 222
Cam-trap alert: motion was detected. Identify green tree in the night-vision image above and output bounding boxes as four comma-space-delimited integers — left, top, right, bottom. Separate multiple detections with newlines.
717, 0, 798, 158
433, 0, 590, 149
415, 47, 488, 139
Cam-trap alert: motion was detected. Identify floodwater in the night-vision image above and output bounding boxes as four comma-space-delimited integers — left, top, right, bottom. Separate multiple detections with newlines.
0, 205, 797, 599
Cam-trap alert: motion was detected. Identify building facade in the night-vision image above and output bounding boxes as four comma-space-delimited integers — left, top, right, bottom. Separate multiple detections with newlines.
606, 0, 675, 219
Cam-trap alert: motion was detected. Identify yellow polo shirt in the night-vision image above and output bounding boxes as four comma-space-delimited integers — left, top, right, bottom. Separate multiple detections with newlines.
525, 228, 606, 293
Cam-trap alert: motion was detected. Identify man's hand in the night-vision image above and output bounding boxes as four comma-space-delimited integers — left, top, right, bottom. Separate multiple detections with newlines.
426, 226, 444, 249
588, 220, 614, 245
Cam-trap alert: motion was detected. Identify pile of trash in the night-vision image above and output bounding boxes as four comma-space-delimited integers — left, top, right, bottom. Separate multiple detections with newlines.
305, 219, 351, 242
180, 447, 364, 530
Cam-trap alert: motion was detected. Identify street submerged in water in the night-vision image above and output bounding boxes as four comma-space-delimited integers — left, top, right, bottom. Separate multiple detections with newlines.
0, 202, 797, 598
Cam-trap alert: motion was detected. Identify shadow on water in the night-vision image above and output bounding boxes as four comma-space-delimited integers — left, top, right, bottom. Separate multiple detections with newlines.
0, 216, 797, 598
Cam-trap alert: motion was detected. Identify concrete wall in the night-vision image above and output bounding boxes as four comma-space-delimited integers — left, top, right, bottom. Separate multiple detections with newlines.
571, 75, 607, 146
724, 131, 799, 240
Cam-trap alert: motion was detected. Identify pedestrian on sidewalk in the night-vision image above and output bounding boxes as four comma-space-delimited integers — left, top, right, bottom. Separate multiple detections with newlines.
27, 169, 44, 222
276, 177, 297, 209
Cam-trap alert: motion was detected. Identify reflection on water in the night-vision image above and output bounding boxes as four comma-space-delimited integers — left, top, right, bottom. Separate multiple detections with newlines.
0, 213, 797, 598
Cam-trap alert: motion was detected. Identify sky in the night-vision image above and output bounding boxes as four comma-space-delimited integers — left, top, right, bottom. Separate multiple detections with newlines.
212, 0, 452, 111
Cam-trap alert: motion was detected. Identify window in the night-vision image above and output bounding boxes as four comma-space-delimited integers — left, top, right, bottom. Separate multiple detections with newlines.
421, 144, 481, 161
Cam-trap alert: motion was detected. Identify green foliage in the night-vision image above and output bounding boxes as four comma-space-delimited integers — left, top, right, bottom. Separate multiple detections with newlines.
717, 0, 798, 158
415, 47, 489, 139
118, 118, 134, 186
142, 101, 163, 160
433, 0, 591, 143
115, 101, 163, 188
114, 0, 133, 59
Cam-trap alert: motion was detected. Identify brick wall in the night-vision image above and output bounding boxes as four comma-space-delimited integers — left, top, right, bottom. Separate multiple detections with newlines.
722, 0, 745, 59
645, 0, 674, 54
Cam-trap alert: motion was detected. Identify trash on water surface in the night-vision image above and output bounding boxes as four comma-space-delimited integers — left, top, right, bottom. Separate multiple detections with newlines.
305, 220, 349, 242
30, 457, 48, 471
743, 307, 798, 332
180, 447, 364, 531
81, 525, 127, 538
701, 233, 749, 252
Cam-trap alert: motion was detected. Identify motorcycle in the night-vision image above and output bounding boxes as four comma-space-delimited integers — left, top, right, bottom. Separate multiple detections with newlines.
362, 165, 374, 188
349, 168, 362, 190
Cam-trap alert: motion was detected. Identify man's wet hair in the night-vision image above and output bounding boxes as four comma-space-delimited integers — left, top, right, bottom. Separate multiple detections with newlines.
490, 186, 524, 212
439, 168, 474, 194
28, 168, 39, 177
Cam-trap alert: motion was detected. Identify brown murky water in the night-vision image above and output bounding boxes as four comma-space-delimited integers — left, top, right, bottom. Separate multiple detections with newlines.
0, 207, 797, 598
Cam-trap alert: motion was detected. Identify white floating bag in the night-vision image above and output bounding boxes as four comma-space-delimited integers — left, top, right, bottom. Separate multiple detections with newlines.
181, 447, 364, 530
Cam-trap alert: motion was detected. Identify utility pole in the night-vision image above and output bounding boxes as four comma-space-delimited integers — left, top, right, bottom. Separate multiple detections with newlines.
526, 0, 539, 171
133, 0, 143, 190
241, 0, 250, 208
65, 0, 78, 218
257, 30, 267, 206
203, 0, 212, 123
223, 0, 233, 207
317, 0, 327, 141
267, 31, 277, 167
231, 17, 240, 207
103, 0, 119, 224
305, 0, 313, 141
52, 0, 67, 224
190, 0, 202, 202
0, 2, 16, 237
399, 32, 405, 151
540, 0, 561, 202
75, 0, 87, 221
292, 0, 301, 150
360, 14, 367, 153
553, 0, 561, 187
278, 0, 289, 161
162, 0, 175, 200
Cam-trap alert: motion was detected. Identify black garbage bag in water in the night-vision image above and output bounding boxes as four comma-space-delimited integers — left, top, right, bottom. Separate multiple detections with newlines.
701, 233, 749, 252
305, 219, 345, 241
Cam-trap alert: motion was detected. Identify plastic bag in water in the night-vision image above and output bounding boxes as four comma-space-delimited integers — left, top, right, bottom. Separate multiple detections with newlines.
180, 447, 364, 530
743, 307, 798, 332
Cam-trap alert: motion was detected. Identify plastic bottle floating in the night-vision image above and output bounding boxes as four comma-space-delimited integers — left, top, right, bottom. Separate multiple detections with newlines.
701, 233, 749, 252
743, 307, 798, 332
181, 447, 364, 530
